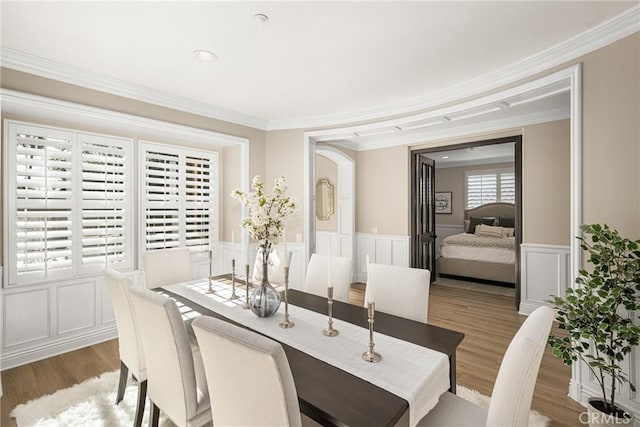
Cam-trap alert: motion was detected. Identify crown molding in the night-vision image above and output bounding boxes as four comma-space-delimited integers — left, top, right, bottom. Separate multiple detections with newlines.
0, 48, 268, 130
269, 5, 638, 130
0, 89, 248, 148
1, 5, 636, 132
352, 107, 569, 152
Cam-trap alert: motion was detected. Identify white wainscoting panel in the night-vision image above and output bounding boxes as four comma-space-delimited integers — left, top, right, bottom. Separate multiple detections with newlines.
435, 224, 465, 258
101, 277, 116, 324
0, 270, 145, 370
3, 288, 50, 348
57, 282, 97, 335
355, 233, 410, 282
519, 243, 570, 315
316, 231, 353, 259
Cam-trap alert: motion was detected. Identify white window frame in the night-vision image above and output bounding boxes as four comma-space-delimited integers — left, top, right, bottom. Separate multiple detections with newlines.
464, 167, 515, 209
138, 141, 219, 265
3, 120, 134, 287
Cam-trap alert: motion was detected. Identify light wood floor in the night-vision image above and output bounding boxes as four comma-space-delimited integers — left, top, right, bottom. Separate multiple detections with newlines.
1, 283, 584, 427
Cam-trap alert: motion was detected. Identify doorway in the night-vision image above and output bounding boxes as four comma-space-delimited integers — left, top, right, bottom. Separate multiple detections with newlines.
314, 146, 356, 262
410, 136, 523, 309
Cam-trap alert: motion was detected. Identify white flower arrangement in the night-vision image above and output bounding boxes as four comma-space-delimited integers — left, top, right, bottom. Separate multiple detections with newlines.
231, 175, 298, 263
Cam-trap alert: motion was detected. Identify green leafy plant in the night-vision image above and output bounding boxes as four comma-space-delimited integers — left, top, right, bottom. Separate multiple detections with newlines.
548, 224, 640, 415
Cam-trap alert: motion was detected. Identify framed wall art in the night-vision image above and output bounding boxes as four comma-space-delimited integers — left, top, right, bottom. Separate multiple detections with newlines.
435, 191, 452, 214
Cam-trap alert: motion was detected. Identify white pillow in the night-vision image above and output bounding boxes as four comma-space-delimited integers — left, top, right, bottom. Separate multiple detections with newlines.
502, 227, 515, 238
476, 224, 504, 238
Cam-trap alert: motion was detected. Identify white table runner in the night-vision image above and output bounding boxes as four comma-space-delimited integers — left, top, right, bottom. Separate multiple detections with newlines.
163, 279, 449, 427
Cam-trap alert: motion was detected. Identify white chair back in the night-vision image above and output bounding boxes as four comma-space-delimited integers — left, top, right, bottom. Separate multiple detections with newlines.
104, 269, 146, 379
486, 306, 555, 426
364, 263, 430, 323
192, 316, 302, 427
303, 253, 352, 303
128, 286, 209, 426
142, 247, 193, 289
252, 245, 292, 286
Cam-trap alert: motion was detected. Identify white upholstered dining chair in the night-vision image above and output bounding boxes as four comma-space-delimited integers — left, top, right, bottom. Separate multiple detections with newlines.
417, 305, 555, 426
303, 253, 352, 303
142, 247, 193, 289
192, 315, 303, 427
104, 269, 147, 427
128, 286, 211, 427
364, 263, 430, 323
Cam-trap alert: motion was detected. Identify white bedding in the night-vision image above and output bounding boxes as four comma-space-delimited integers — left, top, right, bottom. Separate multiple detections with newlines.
440, 233, 515, 264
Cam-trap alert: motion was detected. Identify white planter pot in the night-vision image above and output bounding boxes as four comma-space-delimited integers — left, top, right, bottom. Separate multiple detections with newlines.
587, 398, 633, 427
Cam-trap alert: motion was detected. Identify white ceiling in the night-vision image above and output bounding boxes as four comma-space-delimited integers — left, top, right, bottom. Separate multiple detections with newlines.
1, 1, 638, 130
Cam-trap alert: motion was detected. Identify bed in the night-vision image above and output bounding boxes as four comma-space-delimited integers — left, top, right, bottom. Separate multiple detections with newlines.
437, 202, 517, 285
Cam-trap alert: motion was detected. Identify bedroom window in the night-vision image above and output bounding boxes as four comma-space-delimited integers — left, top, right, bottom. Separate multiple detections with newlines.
466, 169, 515, 209
139, 141, 218, 257
4, 121, 133, 286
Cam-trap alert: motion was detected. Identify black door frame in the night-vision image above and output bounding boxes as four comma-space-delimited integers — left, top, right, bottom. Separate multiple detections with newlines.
409, 135, 523, 309
411, 154, 437, 279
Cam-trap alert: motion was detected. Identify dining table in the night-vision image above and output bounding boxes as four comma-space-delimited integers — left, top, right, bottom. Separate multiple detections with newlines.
160, 276, 465, 427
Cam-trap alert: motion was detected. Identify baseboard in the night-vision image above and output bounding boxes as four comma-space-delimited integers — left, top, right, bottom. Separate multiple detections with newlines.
518, 300, 546, 316
1, 325, 117, 370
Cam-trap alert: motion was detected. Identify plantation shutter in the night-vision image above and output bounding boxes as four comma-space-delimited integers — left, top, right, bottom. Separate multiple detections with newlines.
467, 174, 497, 209
466, 169, 515, 209
185, 155, 214, 252
12, 124, 75, 283
499, 172, 516, 203
141, 147, 181, 250
139, 142, 217, 256
6, 122, 134, 286
80, 134, 132, 273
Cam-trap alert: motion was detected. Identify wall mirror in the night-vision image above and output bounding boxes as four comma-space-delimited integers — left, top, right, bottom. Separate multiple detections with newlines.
316, 179, 335, 220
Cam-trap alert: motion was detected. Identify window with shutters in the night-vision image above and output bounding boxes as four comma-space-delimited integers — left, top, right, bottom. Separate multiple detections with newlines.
139, 142, 217, 257
4, 122, 133, 286
465, 168, 515, 209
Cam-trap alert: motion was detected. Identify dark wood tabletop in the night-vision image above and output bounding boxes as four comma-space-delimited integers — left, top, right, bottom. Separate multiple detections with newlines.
163, 284, 464, 427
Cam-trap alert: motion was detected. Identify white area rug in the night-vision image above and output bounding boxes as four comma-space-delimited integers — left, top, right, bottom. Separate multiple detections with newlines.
433, 276, 516, 297
11, 371, 549, 426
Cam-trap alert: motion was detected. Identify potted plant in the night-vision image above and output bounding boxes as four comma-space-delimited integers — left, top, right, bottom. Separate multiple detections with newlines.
548, 224, 640, 426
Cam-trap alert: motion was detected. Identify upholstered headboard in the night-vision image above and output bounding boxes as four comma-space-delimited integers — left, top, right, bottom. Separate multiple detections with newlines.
464, 202, 515, 220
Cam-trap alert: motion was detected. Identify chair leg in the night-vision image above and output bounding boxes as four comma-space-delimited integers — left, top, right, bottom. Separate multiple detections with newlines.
133, 380, 147, 427
149, 401, 160, 427
115, 360, 129, 405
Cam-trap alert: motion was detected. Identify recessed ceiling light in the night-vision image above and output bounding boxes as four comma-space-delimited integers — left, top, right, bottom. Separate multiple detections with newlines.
193, 50, 217, 62
442, 156, 449, 159
254, 13, 269, 23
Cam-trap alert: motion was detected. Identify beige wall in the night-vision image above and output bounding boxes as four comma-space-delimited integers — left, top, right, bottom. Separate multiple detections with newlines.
522, 120, 571, 245
580, 34, 639, 237
315, 154, 338, 232
356, 145, 409, 235
264, 129, 306, 240
435, 162, 515, 226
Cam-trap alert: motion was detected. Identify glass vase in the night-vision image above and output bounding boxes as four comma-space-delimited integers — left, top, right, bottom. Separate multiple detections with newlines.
249, 260, 281, 317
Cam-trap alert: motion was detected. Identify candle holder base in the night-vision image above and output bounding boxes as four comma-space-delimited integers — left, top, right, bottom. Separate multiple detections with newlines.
362, 350, 382, 363
206, 278, 215, 294
279, 319, 295, 329
322, 327, 339, 337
